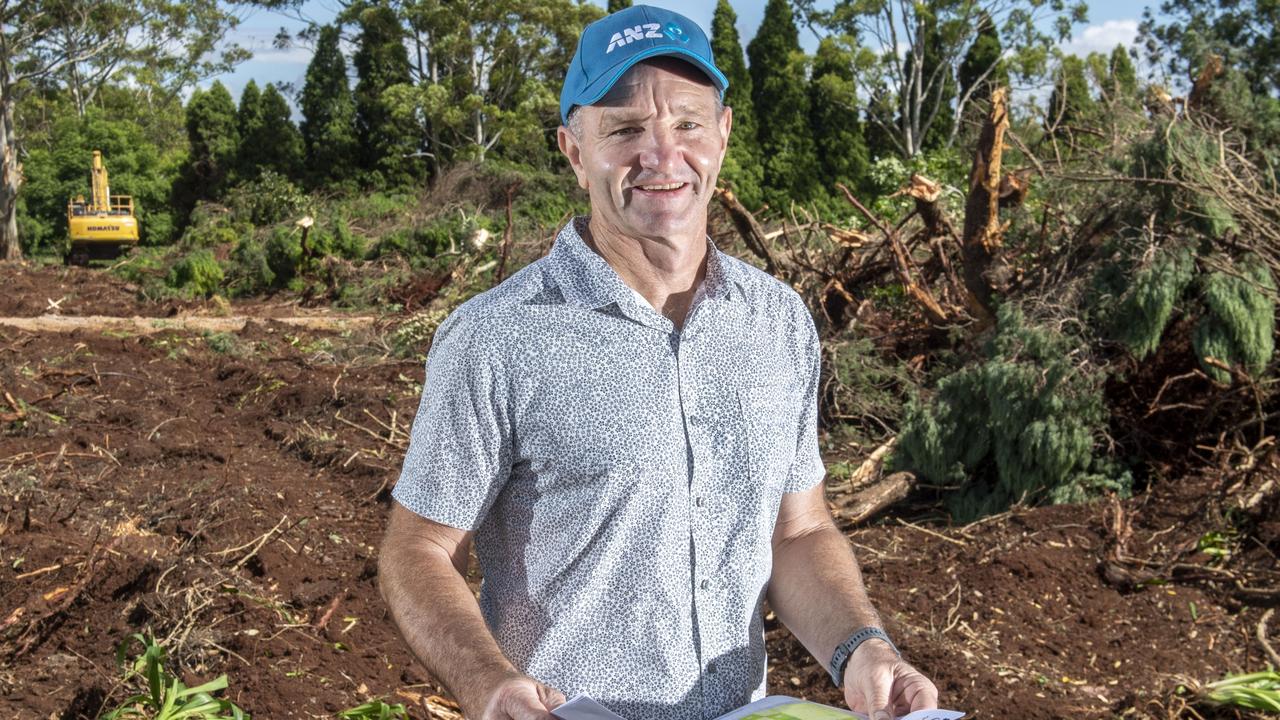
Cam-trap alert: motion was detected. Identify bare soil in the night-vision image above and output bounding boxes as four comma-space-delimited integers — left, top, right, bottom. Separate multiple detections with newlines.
0, 264, 1276, 719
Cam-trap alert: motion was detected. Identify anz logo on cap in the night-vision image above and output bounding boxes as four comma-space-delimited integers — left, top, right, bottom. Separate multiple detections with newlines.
605, 21, 688, 53
606, 24, 663, 53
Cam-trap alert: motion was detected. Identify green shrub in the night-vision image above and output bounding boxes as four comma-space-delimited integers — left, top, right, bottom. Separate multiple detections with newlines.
1193, 256, 1276, 382
265, 227, 302, 284
1112, 246, 1195, 359
328, 217, 365, 260
225, 237, 276, 295
227, 170, 307, 225
166, 249, 224, 297
891, 304, 1131, 521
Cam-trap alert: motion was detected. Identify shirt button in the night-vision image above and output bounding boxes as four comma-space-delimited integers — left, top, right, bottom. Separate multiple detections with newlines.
700, 579, 710, 590
694, 496, 705, 508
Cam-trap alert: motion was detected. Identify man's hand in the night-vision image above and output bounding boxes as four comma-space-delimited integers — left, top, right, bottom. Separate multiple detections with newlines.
843, 639, 938, 720
480, 674, 567, 720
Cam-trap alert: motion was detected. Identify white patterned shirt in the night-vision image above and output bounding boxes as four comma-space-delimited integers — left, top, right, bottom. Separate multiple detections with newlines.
392, 217, 825, 720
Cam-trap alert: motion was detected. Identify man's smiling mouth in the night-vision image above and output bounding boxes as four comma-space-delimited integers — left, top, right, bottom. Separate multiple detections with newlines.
635, 182, 688, 191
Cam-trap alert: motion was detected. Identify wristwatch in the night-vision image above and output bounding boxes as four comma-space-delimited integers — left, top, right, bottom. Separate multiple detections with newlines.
828, 626, 900, 688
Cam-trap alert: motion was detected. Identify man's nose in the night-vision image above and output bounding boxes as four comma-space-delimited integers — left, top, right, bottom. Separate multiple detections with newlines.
638, 126, 680, 174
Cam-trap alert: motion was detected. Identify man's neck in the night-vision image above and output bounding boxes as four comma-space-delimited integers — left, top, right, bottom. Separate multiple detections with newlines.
582, 216, 707, 330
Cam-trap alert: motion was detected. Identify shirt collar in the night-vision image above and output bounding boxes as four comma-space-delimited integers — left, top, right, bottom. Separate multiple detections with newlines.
548, 216, 737, 310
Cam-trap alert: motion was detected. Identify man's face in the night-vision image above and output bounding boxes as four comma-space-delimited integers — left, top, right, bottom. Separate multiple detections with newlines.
558, 58, 732, 242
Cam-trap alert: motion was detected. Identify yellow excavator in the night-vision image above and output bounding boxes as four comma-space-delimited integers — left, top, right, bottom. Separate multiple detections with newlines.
66, 150, 140, 265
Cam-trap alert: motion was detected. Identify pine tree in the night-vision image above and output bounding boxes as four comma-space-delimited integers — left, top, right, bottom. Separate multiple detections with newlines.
711, 0, 763, 207
1107, 44, 1138, 100
354, 4, 418, 186
236, 80, 265, 181
301, 24, 358, 186
809, 37, 869, 194
747, 0, 819, 206
862, 88, 899, 162
254, 84, 305, 179
606, 0, 631, 12
1046, 55, 1094, 137
958, 11, 1007, 109
185, 81, 240, 197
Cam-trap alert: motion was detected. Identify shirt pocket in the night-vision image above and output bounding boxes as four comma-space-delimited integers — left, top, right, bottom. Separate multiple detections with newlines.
737, 382, 800, 489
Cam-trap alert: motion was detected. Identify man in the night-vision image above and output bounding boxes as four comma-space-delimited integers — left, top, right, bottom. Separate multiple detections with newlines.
378, 6, 938, 720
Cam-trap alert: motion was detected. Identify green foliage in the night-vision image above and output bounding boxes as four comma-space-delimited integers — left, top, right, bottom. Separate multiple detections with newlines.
321, 218, 366, 261
1046, 55, 1095, 137
712, 0, 763, 208
248, 84, 305, 180
810, 37, 871, 199
1199, 670, 1280, 713
265, 227, 303, 285
892, 305, 1131, 521
1107, 45, 1138, 100
605, 0, 631, 11
185, 82, 241, 198
374, 214, 474, 265
1109, 247, 1196, 359
338, 699, 410, 719
815, 0, 1085, 158
167, 249, 225, 297
825, 333, 913, 449
237, 80, 265, 179
204, 331, 242, 356
227, 171, 308, 226
1138, 0, 1280, 98
1125, 122, 1239, 238
1193, 257, 1276, 382
301, 25, 359, 187
226, 237, 276, 295
958, 11, 1007, 109
748, 0, 820, 208
104, 633, 246, 719
353, 4, 419, 186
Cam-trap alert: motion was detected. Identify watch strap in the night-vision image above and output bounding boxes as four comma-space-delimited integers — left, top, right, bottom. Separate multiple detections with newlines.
828, 626, 900, 688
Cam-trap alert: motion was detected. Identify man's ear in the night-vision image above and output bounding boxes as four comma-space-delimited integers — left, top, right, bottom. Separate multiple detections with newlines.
717, 105, 733, 165
557, 126, 589, 191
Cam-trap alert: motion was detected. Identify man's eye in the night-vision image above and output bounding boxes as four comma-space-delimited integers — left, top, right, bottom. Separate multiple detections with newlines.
678, 121, 699, 130
611, 127, 641, 136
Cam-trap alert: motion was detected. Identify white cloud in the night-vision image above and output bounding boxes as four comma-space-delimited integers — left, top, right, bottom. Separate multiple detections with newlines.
1059, 19, 1139, 58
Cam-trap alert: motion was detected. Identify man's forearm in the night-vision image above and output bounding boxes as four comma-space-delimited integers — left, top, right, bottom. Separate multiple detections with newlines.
379, 538, 516, 716
767, 522, 885, 671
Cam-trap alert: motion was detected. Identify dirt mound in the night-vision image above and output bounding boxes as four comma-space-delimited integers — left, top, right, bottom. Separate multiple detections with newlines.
0, 264, 1274, 719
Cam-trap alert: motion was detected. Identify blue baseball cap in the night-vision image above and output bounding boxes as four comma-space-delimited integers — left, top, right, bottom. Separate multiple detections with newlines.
560, 5, 729, 126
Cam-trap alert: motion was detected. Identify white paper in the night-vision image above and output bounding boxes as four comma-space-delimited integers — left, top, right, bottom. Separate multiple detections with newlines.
552, 694, 964, 720
552, 695, 629, 720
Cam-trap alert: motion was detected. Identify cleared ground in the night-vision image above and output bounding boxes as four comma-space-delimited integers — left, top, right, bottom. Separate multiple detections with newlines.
0, 265, 1275, 719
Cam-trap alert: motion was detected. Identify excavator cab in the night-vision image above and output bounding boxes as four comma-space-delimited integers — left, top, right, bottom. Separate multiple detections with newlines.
66, 151, 140, 265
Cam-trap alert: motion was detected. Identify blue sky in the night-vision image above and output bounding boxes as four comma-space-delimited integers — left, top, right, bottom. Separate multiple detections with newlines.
211, 0, 1157, 108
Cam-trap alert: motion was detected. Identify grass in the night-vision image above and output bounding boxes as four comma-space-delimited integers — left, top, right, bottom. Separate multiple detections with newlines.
1200, 669, 1280, 713
103, 633, 248, 719
337, 699, 410, 719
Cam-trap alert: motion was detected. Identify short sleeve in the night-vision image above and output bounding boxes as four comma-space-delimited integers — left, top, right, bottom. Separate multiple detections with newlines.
783, 311, 826, 493
391, 312, 513, 531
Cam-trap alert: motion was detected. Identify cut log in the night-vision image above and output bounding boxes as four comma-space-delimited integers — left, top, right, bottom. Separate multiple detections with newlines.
831, 471, 916, 525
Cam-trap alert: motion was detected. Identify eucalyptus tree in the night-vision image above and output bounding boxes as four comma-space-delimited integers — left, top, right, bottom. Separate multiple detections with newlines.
797, 0, 1088, 158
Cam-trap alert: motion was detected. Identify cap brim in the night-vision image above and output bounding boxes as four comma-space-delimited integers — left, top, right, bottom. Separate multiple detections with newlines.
568, 46, 729, 120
